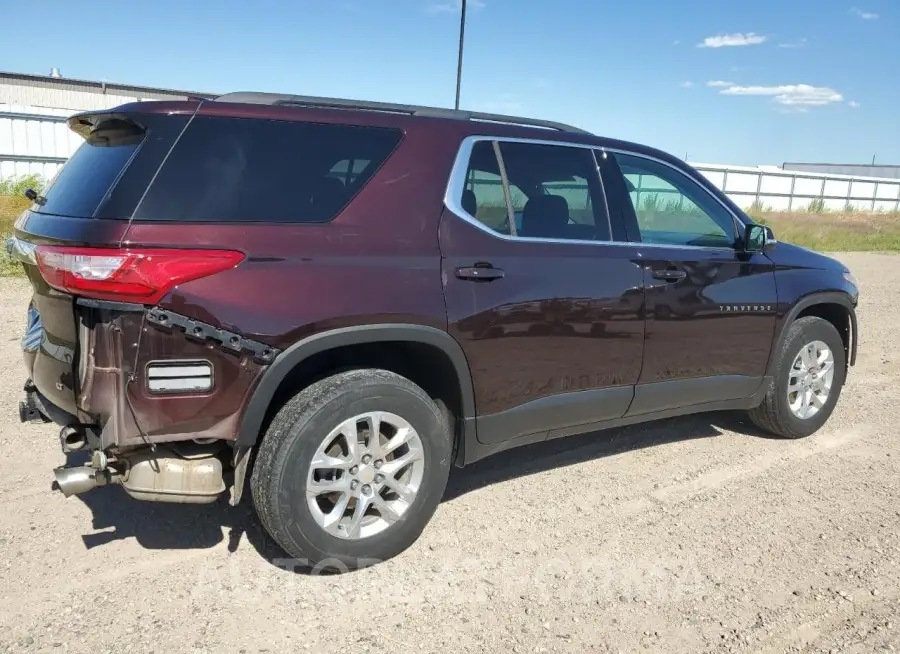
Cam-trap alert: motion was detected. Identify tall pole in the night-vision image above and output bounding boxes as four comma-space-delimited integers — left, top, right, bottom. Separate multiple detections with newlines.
454, 0, 467, 110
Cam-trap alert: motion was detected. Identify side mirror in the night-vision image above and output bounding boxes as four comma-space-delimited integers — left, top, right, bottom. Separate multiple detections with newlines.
743, 223, 775, 253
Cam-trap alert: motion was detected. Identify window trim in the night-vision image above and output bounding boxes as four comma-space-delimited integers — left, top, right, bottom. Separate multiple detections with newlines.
444, 135, 748, 251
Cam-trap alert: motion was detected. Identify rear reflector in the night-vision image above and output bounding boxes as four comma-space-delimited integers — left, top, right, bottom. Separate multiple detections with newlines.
34, 246, 244, 304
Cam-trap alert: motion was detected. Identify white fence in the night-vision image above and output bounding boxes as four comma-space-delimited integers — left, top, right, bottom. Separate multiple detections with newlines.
693, 163, 900, 213
2, 107, 899, 212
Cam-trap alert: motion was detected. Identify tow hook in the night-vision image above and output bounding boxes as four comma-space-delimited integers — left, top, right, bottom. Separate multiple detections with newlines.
19, 382, 50, 424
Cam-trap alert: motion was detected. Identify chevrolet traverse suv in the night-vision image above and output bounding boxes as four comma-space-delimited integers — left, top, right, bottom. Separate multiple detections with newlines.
7, 93, 859, 569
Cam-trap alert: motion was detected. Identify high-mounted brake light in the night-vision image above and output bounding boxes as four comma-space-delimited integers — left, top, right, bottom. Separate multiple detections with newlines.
34, 246, 245, 304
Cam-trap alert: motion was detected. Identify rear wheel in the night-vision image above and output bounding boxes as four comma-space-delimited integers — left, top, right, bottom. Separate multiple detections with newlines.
748, 316, 846, 438
250, 369, 451, 570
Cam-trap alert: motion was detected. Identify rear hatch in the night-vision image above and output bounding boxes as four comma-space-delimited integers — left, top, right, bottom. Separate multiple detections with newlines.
11, 105, 195, 416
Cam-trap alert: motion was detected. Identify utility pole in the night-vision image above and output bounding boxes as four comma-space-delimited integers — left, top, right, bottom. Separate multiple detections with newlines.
454, 0, 467, 110
872, 153, 876, 165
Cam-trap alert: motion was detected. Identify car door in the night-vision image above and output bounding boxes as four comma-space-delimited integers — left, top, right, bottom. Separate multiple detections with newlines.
440, 136, 645, 445
599, 149, 778, 416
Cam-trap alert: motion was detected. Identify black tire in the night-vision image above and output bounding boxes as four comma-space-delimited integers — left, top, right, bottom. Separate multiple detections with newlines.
250, 369, 451, 571
748, 316, 846, 439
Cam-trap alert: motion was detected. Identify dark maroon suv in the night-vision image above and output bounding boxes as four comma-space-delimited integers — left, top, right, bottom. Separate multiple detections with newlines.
7, 92, 859, 569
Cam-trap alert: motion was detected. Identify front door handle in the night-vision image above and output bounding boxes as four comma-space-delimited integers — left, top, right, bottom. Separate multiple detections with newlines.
651, 269, 686, 282
455, 266, 504, 282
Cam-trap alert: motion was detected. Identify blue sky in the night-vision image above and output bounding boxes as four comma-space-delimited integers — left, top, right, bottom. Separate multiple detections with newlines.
3, 0, 896, 165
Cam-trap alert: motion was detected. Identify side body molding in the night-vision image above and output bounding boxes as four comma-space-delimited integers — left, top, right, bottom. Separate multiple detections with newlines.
235, 324, 478, 451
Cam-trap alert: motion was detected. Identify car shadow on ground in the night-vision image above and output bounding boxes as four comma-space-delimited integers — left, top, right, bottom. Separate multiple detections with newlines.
71, 410, 773, 568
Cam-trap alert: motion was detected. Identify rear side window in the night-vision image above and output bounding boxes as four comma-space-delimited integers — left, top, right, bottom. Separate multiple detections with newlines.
135, 117, 402, 223
33, 119, 144, 218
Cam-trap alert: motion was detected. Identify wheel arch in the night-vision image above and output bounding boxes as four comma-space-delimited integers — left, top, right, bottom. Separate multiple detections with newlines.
236, 324, 478, 455
768, 292, 858, 377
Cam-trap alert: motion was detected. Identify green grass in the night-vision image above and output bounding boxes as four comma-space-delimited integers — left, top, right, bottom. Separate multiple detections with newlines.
0, 196, 30, 276
0, 174, 44, 198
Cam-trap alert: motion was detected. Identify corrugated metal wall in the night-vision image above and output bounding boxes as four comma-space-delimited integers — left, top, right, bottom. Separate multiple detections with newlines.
0, 77, 194, 180
0, 105, 79, 179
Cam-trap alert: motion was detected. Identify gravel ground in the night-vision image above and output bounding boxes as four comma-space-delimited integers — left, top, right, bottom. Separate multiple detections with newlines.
0, 252, 898, 653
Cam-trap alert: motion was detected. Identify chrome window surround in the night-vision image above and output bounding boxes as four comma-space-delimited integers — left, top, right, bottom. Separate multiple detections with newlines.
443, 135, 749, 252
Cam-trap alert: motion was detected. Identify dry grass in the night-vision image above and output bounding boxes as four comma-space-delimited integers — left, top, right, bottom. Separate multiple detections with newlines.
749, 210, 900, 252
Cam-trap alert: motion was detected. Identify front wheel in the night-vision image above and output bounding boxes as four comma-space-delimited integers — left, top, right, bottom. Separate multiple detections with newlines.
748, 316, 846, 439
250, 369, 451, 570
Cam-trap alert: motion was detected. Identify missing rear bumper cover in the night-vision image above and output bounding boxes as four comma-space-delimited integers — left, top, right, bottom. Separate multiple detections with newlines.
146, 309, 280, 364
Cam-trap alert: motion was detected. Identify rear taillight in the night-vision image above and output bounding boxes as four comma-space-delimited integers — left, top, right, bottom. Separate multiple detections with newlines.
34, 246, 245, 304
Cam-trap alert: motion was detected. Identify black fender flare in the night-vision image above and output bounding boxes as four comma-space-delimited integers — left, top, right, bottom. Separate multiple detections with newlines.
766, 291, 858, 378
236, 324, 477, 449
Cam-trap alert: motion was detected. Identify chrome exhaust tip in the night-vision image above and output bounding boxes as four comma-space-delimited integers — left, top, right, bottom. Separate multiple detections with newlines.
52, 466, 100, 497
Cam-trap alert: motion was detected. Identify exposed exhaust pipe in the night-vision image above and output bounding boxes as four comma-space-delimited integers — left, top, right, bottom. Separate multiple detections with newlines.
60, 425, 86, 452
51, 445, 225, 503
52, 466, 116, 497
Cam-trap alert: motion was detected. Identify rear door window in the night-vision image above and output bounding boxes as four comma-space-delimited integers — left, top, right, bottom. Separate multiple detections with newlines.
457, 140, 610, 241
135, 117, 402, 223
31, 119, 145, 218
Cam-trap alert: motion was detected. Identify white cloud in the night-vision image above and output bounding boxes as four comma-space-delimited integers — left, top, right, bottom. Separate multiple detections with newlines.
719, 84, 844, 106
706, 80, 734, 87
680, 81, 695, 88
698, 32, 767, 48
851, 7, 879, 19
426, 0, 485, 13
849, 100, 861, 108
673, 40, 681, 46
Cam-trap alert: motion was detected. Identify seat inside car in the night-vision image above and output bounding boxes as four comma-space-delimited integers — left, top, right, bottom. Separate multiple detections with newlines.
520, 194, 570, 239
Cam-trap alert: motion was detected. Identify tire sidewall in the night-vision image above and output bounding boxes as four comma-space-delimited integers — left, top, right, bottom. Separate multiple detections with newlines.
267, 379, 450, 569
774, 318, 846, 437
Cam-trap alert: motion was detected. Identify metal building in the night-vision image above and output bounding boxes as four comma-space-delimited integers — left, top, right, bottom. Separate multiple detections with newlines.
783, 162, 900, 180
0, 69, 212, 179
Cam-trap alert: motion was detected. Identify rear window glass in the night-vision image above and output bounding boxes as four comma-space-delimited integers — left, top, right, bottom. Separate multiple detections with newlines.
33, 119, 144, 218
135, 116, 403, 223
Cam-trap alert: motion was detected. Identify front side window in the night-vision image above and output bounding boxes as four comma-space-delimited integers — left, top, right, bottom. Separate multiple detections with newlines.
456, 140, 610, 241
613, 152, 736, 248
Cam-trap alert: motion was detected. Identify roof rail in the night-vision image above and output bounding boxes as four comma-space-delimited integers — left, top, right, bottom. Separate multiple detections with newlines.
213, 92, 591, 134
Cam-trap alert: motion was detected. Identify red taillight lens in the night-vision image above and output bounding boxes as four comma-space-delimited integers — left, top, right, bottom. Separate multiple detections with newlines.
34, 246, 245, 304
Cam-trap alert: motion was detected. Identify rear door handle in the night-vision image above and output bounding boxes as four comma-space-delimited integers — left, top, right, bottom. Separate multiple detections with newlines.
455, 266, 505, 282
651, 269, 686, 282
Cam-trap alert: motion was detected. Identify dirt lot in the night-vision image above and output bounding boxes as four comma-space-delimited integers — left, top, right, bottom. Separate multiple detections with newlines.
0, 252, 898, 653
